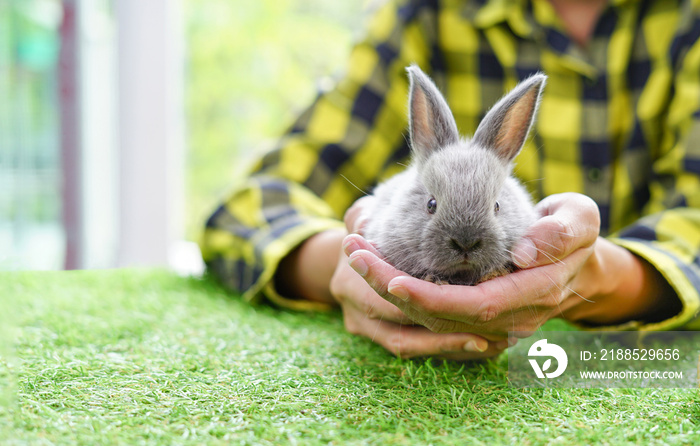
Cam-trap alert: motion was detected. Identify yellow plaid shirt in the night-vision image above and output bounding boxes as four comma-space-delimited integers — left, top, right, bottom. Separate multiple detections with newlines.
200, 0, 700, 329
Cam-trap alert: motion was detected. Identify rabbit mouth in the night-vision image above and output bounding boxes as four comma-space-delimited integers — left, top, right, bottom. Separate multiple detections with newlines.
435, 269, 482, 286
445, 262, 477, 275
449, 256, 481, 270
434, 262, 485, 285
437, 257, 511, 285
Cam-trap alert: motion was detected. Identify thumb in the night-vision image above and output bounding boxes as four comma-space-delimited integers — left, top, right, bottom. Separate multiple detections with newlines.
511, 193, 600, 269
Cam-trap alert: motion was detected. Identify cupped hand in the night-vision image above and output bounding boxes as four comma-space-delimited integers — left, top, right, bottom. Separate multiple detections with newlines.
330, 196, 508, 358
344, 193, 611, 339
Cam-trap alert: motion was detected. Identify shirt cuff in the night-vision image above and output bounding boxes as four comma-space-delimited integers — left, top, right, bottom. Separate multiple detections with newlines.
243, 217, 345, 312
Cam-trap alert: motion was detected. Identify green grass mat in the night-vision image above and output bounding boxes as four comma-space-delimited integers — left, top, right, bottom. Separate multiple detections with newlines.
1, 269, 698, 445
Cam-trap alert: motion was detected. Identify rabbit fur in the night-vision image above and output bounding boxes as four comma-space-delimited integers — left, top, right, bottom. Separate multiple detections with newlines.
362, 65, 545, 286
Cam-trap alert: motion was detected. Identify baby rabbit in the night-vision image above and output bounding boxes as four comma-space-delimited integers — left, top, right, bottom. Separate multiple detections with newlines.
362, 65, 544, 286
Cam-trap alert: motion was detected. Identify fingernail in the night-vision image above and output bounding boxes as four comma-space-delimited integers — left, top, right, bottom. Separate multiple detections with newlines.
464, 339, 488, 353
348, 255, 368, 276
343, 238, 360, 255
512, 238, 537, 268
508, 337, 518, 347
388, 283, 409, 301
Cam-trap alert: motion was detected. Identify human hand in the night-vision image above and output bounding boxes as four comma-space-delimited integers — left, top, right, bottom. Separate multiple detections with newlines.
330, 196, 509, 358
343, 193, 629, 339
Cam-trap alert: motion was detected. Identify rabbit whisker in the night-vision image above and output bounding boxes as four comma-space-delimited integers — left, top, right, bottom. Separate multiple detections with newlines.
541, 271, 593, 304
529, 237, 564, 254
533, 247, 566, 266
502, 272, 548, 341
340, 174, 369, 196
547, 230, 577, 238
498, 273, 523, 335
370, 320, 382, 344
505, 247, 565, 267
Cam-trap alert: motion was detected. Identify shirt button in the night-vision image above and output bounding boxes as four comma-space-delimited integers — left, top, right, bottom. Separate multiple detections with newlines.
588, 167, 602, 182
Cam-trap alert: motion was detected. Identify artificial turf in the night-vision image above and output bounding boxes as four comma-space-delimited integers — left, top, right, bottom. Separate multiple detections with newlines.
1, 269, 698, 445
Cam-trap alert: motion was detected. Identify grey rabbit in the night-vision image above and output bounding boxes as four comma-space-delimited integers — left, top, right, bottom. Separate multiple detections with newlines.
362, 65, 545, 286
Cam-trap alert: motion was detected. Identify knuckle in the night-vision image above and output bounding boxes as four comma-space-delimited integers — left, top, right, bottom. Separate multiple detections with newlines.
565, 195, 600, 244
384, 334, 410, 358
360, 300, 381, 320
546, 287, 566, 307
417, 298, 439, 318
579, 194, 602, 225
552, 220, 576, 257
538, 293, 561, 312
476, 300, 501, 324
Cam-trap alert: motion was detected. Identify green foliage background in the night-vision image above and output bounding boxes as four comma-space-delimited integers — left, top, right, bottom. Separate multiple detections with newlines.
184, 0, 366, 239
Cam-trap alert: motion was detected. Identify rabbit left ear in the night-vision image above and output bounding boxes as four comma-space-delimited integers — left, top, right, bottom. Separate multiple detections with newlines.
472, 74, 546, 163
406, 65, 459, 162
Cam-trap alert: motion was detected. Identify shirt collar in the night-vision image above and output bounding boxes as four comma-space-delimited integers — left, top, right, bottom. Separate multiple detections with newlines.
466, 0, 640, 37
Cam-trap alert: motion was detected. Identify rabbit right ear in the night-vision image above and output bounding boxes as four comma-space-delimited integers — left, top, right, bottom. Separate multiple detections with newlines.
472, 74, 546, 163
406, 65, 459, 162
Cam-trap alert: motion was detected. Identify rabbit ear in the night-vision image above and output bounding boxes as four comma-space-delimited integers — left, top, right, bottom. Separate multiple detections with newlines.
406, 65, 459, 161
472, 74, 546, 163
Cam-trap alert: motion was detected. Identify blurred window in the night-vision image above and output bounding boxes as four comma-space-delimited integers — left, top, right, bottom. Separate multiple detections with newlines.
0, 0, 366, 271
0, 0, 63, 270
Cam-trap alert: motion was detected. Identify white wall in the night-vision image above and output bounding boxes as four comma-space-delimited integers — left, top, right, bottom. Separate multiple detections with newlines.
79, 0, 119, 269
61, 0, 188, 270
114, 0, 185, 268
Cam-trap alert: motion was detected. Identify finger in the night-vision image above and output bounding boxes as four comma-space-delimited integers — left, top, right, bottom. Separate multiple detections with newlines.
511, 193, 600, 269
345, 244, 506, 332
343, 196, 376, 234
348, 288, 415, 325
346, 248, 405, 301
342, 233, 384, 259
344, 239, 498, 334
332, 245, 409, 325
386, 257, 586, 333
352, 316, 504, 359
385, 275, 494, 331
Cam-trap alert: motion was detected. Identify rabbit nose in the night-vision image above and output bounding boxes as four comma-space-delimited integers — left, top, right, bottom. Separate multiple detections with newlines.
450, 238, 482, 254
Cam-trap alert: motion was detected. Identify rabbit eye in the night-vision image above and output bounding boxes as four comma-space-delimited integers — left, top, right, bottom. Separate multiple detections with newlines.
427, 197, 437, 214
494, 201, 500, 214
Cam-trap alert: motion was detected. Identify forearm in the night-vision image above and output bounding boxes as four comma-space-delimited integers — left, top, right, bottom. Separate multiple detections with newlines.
563, 237, 681, 326
276, 228, 346, 305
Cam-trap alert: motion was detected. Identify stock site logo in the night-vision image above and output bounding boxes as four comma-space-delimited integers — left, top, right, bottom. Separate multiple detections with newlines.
528, 339, 568, 379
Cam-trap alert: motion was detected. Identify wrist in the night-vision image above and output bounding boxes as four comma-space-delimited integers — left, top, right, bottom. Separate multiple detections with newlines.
275, 228, 347, 305
565, 238, 680, 326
